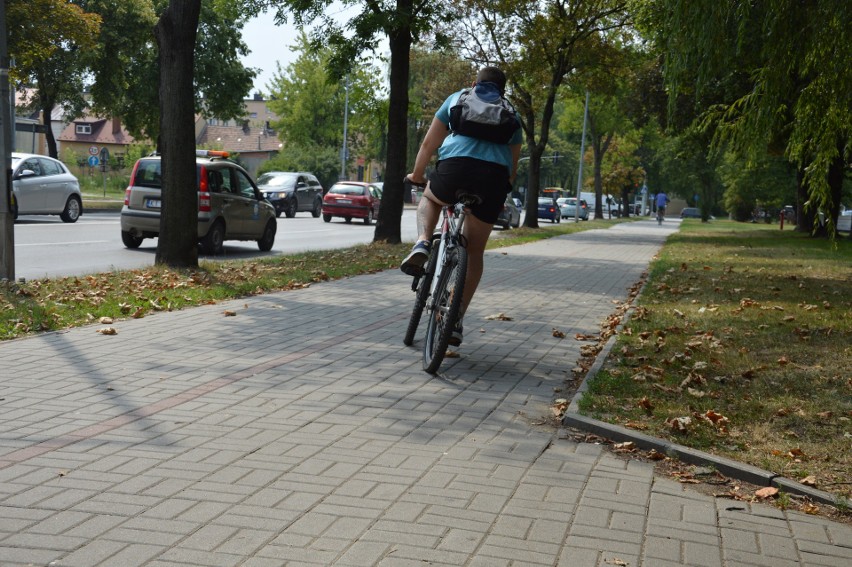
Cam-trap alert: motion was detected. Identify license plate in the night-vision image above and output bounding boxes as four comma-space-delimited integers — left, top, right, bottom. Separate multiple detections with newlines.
145, 198, 161, 208
337, 199, 351, 204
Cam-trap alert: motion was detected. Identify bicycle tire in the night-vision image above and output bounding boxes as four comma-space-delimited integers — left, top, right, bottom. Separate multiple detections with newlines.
403, 236, 441, 346
423, 245, 467, 374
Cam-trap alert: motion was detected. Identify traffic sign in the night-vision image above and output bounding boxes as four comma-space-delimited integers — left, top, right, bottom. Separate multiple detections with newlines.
88, 155, 99, 167
88, 146, 99, 156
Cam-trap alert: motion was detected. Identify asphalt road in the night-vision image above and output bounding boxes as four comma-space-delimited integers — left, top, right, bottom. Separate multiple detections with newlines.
10, 211, 421, 281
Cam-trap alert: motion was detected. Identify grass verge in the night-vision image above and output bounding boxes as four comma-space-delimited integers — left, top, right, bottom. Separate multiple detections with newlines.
0, 216, 629, 340
578, 220, 852, 505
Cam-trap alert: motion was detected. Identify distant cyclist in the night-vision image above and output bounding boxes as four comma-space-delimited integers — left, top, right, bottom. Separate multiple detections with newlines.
655, 191, 669, 223
400, 66, 522, 347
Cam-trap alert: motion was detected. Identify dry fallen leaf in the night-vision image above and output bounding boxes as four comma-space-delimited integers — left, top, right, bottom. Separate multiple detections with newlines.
777, 355, 790, 366
755, 487, 778, 499
96, 327, 117, 335
551, 398, 569, 418
800, 475, 817, 487
485, 312, 513, 321
445, 350, 460, 358
223, 310, 237, 317
801, 502, 820, 515
552, 328, 566, 339
647, 449, 666, 460
98, 317, 113, 324
638, 397, 654, 413
666, 416, 691, 433
612, 441, 635, 451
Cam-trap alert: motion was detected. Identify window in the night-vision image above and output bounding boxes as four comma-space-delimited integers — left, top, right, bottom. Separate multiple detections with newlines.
76, 124, 91, 135
38, 158, 62, 176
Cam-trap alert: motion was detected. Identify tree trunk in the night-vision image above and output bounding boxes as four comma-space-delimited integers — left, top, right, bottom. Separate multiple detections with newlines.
41, 103, 58, 158
522, 143, 545, 228
153, 0, 201, 268
373, 0, 412, 244
795, 166, 811, 233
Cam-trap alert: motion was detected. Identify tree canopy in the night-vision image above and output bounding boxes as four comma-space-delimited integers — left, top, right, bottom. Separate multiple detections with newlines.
636, 0, 851, 234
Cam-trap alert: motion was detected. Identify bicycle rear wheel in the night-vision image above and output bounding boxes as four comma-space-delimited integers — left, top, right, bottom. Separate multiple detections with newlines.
403, 236, 440, 346
423, 245, 467, 374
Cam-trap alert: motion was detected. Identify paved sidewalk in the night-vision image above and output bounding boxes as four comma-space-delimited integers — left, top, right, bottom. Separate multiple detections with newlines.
0, 219, 849, 566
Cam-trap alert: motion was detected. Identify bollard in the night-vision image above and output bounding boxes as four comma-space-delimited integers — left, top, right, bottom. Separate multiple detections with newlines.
779, 210, 784, 230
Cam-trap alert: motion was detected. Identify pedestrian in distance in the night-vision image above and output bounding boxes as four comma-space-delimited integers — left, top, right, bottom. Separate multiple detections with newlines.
400, 66, 523, 347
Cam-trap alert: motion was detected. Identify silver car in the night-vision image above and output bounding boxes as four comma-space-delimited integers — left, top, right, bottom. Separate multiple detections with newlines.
120, 151, 277, 254
11, 152, 83, 223
558, 197, 589, 220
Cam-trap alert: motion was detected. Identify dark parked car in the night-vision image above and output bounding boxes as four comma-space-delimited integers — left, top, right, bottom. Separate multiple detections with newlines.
257, 171, 323, 218
537, 197, 560, 223
680, 207, 701, 219
495, 196, 521, 229
321, 181, 382, 225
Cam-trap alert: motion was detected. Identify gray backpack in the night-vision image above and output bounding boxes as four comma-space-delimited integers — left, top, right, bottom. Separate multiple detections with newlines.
449, 88, 521, 144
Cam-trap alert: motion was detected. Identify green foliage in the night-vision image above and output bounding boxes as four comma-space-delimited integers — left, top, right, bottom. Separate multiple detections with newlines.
718, 153, 797, 221
264, 31, 388, 178
642, 0, 852, 233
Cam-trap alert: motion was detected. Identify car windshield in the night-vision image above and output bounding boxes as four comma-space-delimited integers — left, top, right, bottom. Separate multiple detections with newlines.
538, 198, 553, 204
257, 173, 296, 188
330, 184, 366, 196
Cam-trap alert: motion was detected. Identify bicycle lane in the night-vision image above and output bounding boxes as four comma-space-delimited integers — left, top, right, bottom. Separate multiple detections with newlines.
1, 219, 848, 566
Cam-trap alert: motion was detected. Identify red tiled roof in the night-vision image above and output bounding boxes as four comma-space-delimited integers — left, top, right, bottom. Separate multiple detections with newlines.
197, 124, 282, 154
58, 116, 136, 146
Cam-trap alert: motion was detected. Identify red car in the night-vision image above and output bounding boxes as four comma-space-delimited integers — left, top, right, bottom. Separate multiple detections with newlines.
322, 181, 382, 225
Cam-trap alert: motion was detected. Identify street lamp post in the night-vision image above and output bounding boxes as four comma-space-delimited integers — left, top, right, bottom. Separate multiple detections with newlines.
340, 76, 349, 180
573, 91, 589, 223
0, 1, 14, 281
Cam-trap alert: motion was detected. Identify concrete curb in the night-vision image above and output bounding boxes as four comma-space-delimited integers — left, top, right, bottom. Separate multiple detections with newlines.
562, 281, 843, 508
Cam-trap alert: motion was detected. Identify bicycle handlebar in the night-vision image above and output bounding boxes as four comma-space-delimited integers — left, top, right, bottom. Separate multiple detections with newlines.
403, 177, 427, 190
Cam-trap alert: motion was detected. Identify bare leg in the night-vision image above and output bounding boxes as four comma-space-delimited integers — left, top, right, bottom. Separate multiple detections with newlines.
459, 212, 493, 314
416, 186, 447, 242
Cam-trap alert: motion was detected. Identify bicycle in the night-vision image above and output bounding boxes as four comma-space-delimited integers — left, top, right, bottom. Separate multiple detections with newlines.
656, 207, 665, 225
402, 179, 479, 374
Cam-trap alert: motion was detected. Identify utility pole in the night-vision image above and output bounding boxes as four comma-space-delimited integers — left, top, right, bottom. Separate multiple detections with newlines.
340, 76, 349, 180
573, 91, 589, 223
0, 0, 15, 281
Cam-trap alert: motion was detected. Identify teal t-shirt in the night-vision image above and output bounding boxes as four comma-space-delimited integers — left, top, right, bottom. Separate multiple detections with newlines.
435, 88, 523, 174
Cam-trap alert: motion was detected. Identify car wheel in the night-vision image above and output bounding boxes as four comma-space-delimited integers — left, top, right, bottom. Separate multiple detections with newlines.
121, 230, 143, 249
274, 209, 282, 218
323, 214, 332, 223
201, 220, 225, 255
257, 219, 276, 251
312, 198, 322, 218
60, 195, 82, 223
364, 210, 373, 225
344, 217, 352, 224
285, 199, 297, 218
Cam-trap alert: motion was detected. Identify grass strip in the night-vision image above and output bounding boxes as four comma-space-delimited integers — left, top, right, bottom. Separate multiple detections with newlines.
578, 220, 852, 504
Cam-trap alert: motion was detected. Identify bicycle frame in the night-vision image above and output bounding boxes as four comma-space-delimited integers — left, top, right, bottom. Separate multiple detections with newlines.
429, 202, 468, 300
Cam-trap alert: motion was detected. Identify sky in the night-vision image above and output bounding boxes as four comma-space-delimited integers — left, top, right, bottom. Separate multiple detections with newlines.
239, 5, 379, 96
239, 13, 302, 95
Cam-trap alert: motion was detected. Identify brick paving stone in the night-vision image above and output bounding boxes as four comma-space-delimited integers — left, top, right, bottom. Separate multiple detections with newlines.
2, 221, 851, 566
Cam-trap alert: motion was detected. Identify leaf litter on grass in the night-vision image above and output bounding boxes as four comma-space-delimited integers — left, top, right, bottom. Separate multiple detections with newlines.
577, 223, 852, 510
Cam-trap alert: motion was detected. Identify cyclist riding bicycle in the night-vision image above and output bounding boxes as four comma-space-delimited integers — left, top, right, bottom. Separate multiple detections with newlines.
655, 191, 669, 220
401, 66, 522, 347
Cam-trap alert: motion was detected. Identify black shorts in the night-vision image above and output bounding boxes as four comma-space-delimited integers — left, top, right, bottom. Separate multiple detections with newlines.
428, 157, 511, 225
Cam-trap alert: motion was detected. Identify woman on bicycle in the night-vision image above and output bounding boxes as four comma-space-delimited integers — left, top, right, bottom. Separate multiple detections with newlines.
400, 66, 523, 346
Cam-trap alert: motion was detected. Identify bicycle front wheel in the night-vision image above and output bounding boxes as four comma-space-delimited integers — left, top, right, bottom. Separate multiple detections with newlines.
423, 245, 467, 374
403, 236, 440, 346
